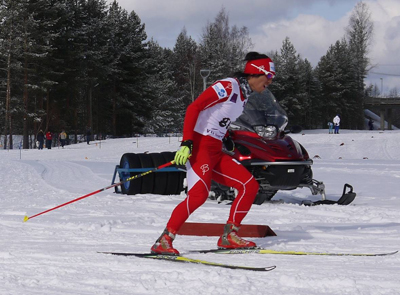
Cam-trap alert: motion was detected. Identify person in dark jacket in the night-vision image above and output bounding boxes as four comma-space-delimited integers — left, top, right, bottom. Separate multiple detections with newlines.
37, 130, 45, 150
86, 127, 91, 145
368, 118, 374, 130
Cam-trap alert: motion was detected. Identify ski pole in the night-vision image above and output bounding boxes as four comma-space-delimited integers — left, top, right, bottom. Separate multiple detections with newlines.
23, 160, 175, 222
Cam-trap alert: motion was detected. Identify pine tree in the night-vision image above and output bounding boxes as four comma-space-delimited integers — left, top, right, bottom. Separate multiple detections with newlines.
316, 41, 344, 125
172, 28, 199, 108
50, 0, 88, 142
316, 38, 359, 128
79, 0, 109, 137
346, 2, 373, 129
94, 1, 153, 136
111, 8, 150, 136
19, 0, 62, 148
199, 8, 252, 82
143, 41, 183, 134
0, 0, 25, 149
297, 58, 319, 128
269, 37, 303, 124
103, 0, 129, 136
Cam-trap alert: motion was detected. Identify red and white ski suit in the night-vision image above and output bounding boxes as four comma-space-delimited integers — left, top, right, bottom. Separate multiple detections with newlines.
167, 78, 259, 233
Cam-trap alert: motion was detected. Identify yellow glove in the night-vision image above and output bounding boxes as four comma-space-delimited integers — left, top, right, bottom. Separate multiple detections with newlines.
174, 140, 193, 165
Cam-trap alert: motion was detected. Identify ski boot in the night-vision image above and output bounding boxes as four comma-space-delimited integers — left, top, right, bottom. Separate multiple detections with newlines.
217, 223, 257, 249
151, 228, 179, 255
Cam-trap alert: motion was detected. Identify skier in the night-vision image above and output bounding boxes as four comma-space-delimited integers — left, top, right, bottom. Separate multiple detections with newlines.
333, 115, 340, 134
151, 52, 276, 255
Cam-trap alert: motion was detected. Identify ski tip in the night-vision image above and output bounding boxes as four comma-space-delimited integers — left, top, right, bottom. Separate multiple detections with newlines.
23, 216, 29, 222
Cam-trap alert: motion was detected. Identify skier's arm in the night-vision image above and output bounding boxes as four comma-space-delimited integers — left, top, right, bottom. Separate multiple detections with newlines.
182, 85, 229, 141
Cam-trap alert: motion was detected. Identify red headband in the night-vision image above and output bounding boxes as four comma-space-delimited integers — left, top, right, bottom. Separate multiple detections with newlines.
243, 58, 275, 77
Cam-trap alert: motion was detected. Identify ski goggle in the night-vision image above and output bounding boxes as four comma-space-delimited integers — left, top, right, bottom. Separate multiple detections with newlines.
250, 63, 275, 79
265, 73, 274, 79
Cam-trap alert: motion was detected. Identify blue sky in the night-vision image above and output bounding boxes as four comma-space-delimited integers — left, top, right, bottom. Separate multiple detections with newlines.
106, 0, 400, 94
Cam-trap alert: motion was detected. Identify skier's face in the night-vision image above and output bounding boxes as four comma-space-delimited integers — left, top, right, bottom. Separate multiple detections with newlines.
248, 74, 273, 93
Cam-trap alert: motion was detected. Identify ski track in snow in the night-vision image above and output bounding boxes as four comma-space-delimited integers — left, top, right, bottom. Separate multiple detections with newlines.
1, 130, 400, 295
19, 160, 114, 194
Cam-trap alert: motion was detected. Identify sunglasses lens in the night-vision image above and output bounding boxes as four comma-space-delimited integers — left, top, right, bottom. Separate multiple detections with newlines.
267, 73, 273, 79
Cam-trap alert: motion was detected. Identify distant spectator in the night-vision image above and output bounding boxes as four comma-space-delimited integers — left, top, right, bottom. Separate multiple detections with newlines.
37, 130, 44, 150
368, 118, 374, 130
333, 115, 340, 134
46, 131, 52, 149
327, 122, 333, 134
86, 127, 91, 145
59, 130, 67, 148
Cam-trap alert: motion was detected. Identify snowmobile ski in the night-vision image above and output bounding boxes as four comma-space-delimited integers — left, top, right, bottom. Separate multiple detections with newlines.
191, 248, 398, 257
302, 183, 356, 206
99, 252, 276, 272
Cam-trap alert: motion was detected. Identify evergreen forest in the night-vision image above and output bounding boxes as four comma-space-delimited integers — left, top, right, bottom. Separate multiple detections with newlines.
0, 0, 381, 149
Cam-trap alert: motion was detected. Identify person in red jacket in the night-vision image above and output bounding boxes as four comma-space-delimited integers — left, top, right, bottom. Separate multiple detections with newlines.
45, 131, 52, 149
151, 52, 275, 255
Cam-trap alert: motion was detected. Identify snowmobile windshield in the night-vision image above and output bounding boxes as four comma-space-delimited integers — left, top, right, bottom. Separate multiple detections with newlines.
232, 89, 288, 133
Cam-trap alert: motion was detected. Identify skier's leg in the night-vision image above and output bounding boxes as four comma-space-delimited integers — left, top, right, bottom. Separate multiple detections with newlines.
166, 159, 213, 232
213, 155, 259, 226
152, 136, 221, 254
212, 155, 259, 248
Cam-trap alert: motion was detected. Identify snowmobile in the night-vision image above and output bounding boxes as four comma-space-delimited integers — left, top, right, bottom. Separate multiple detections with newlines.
209, 89, 356, 206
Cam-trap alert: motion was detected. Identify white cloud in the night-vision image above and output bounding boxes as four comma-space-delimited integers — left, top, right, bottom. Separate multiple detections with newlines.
252, 0, 400, 92
107, 0, 400, 92
363, 0, 400, 91
253, 14, 349, 65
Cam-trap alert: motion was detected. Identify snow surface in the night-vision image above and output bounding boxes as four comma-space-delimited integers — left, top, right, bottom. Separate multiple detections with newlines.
1, 130, 400, 295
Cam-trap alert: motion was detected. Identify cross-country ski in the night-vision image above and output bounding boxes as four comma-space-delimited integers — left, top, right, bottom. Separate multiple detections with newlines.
191, 248, 399, 257
99, 252, 276, 271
